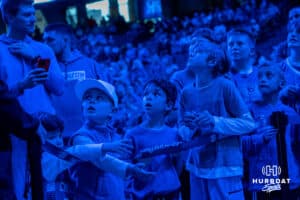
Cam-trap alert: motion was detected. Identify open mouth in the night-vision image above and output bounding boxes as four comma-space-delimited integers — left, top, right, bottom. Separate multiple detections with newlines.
259, 84, 268, 89
289, 38, 298, 43
144, 103, 152, 109
87, 106, 96, 112
231, 52, 240, 55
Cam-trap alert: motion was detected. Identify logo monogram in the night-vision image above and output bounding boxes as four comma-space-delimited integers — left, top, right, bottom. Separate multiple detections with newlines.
262, 165, 281, 177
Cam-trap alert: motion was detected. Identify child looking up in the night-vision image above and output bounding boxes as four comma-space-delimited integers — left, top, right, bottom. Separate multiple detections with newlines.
125, 79, 181, 200
179, 39, 256, 200
69, 79, 152, 200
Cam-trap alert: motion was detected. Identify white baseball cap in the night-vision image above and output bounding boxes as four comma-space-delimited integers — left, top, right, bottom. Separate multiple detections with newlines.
75, 79, 118, 107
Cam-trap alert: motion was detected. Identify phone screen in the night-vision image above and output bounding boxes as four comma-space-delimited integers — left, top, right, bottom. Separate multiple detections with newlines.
37, 58, 50, 71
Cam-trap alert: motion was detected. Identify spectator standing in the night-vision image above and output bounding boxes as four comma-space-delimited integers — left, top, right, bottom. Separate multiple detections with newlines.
0, 0, 64, 199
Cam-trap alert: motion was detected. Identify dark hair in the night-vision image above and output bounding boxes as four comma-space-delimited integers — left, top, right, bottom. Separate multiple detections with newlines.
44, 23, 74, 36
35, 112, 64, 133
227, 27, 256, 46
0, 0, 33, 23
144, 79, 178, 108
257, 61, 285, 83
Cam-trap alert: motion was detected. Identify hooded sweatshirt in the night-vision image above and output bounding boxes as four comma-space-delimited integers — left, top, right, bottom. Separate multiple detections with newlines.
50, 50, 105, 137
0, 34, 64, 200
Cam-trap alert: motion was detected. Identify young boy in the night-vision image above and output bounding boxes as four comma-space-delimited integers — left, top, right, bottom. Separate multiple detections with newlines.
125, 79, 181, 200
179, 39, 256, 200
242, 62, 300, 200
227, 28, 261, 105
243, 63, 300, 199
38, 112, 71, 200
39, 112, 146, 200
69, 79, 150, 200
280, 20, 300, 114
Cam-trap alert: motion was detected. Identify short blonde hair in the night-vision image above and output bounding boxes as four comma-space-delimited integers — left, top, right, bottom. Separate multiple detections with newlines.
189, 40, 229, 75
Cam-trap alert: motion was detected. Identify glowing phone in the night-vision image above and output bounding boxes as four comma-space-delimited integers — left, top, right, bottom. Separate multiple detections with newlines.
37, 58, 50, 71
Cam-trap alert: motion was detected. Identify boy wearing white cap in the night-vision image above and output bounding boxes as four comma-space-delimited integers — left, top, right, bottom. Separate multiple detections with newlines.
68, 79, 139, 200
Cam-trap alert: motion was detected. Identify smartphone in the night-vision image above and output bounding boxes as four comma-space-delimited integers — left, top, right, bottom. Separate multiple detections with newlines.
37, 58, 50, 71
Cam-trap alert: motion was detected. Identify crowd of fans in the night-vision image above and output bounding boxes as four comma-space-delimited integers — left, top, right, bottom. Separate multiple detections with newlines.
66, 0, 283, 134
1, 0, 300, 199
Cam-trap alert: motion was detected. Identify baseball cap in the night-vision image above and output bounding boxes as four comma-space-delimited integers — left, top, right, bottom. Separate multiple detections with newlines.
75, 79, 118, 107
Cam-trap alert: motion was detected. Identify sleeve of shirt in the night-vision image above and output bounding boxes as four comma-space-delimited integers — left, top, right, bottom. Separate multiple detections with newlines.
93, 154, 129, 178
43, 47, 64, 96
212, 81, 256, 135
42, 152, 73, 181
69, 134, 129, 178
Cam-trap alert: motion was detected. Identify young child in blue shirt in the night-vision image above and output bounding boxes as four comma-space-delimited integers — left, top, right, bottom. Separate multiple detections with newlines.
68, 79, 153, 200
39, 111, 143, 200
179, 39, 256, 200
125, 79, 181, 200
242, 62, 300, 200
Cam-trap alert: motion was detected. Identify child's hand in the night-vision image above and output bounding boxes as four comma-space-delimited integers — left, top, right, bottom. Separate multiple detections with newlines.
178, 125, 195, 141
197, 111, 215, 134
102, 139, 134, 156
183, 111, 214, 134
182, 111, 199, 129
257, 125, 278, 143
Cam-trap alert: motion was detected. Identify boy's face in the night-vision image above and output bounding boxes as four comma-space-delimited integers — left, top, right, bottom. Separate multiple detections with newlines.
46, 131, 63, 147
227, 34, 253, 62
8, 4, 35, 34
289, 8, 300, 24
143, 83, 168, 116
258, 67, 282, 95
187, 43, 209, 73
82, 88, 113, 124
287, 25, 300, 49
43, 31, 66, 57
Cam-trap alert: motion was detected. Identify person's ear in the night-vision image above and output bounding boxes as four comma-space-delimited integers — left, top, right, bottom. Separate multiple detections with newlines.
279, 79, 286, 89
63, 36, 70, 46
250, 47, 256, 57
207, 55, 217, 68
165, 101, 173, 114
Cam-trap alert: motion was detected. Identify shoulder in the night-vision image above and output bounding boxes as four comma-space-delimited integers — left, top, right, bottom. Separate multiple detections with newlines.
215, 76, 236, 89
29, 38, 52, 52
69, 126, 93, 145
181, 83, 195, 94
171, 69, 186, 79
70, 50, 98, 67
